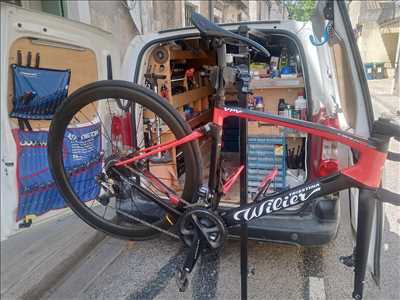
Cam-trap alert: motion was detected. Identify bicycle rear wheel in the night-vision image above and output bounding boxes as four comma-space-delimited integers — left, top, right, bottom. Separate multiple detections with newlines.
48, 80, 202, 240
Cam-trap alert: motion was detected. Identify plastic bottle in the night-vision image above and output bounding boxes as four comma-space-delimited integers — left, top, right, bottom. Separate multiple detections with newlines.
278, 98, 287, 117
294, 92, 307, 120
255, 96, 264, 111
247, 94, 255, 110
279, 47, 289, 70
285, 104, 294, 133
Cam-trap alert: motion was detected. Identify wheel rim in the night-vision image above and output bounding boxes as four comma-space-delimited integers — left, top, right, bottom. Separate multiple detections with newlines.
49, 84, 200, 236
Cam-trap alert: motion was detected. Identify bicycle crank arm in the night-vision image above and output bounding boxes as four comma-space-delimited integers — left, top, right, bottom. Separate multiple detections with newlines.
176, 232, 205, 292
176, 208, 227, 292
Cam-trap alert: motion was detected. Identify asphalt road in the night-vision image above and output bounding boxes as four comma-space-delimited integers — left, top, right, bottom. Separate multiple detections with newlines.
53, 79, 399, 300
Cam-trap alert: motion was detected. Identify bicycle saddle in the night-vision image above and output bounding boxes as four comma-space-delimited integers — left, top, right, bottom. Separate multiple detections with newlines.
191, 12, 271, 57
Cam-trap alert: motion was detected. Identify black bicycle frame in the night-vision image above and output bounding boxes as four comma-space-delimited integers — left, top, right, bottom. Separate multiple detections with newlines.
115, 99, 393, 300
221, 173, 354, 226
203, 106, 380, 300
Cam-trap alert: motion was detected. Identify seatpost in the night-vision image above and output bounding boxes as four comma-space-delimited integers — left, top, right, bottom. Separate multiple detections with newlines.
207, 42, 226, 210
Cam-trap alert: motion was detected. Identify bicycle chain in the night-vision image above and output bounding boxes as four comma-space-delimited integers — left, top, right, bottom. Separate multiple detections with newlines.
109, 167, 202, 240
109, 162, 207, 240
116, 209, 181, 240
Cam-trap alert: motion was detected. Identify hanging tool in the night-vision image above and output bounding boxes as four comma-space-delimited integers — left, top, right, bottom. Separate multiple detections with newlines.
299, 142, 305, 170
309, 21, 333, 46
17, 50, 22, 65
16, 50, 32, 131
295, 145, 301, 169
309, 1, 334, 46
35, 52, 40, 68
26, 51, 32, 67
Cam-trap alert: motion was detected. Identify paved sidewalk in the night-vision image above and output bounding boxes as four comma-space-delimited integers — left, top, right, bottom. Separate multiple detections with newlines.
367, 79, 399, 116
1, 212, 104, 300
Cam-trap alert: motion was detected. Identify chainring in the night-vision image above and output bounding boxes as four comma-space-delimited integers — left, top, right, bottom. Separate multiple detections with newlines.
178, 207, 227, 250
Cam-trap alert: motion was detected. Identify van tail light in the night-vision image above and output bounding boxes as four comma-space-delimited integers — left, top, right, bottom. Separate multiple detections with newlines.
319, 117, 339, 177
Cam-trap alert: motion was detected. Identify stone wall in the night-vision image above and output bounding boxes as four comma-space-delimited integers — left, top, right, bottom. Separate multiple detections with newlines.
89, 1, 139, 61
152, 0, 184, 31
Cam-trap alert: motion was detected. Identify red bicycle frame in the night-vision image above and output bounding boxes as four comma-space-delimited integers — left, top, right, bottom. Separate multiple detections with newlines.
116, 105, 387, 190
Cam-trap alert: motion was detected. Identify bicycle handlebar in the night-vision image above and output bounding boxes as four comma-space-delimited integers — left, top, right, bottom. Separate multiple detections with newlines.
191, 12, 271, 57
373, 117, 400, 141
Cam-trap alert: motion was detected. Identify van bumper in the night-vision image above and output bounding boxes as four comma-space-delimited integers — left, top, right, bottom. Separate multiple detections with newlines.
226, 196, 339, 246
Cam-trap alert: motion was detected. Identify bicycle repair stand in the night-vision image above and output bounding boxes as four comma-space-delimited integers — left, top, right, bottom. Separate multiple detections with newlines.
237, 25, 251, 300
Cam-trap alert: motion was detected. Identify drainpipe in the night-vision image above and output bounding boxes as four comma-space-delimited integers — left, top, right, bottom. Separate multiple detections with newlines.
208, 0, 213, 21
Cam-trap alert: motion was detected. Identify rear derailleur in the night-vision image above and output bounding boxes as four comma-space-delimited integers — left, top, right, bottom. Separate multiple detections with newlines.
176, 207, 227, 292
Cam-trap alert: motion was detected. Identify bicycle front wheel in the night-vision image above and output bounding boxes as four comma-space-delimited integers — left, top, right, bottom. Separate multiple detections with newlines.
48, 80, 202, 240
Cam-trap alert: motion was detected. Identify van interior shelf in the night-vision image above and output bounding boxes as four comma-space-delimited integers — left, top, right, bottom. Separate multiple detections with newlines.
250, 77, 305, 90
170, 49, 210, 61
171, 86, 213, 108
140, 34, 308, 203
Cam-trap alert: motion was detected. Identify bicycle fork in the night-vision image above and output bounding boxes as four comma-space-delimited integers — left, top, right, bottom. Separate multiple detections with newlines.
352, 189, 377, 300
352, 186, 400, 299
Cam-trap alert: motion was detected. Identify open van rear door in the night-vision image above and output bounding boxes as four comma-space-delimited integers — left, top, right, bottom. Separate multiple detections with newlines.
0, 3, 120, 240
311, 0, 383, 287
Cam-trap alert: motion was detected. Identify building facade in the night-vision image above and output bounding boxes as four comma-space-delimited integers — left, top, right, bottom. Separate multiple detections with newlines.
349, 0, 400, 90
4, 0, 288, 59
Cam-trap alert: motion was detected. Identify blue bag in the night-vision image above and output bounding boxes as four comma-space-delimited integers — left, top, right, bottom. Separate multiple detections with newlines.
14, 124, 102, 220
10, 64, 71, 120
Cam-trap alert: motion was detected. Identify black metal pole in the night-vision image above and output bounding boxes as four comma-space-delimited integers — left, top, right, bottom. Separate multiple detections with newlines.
237, 25, 250, 300
239, 89, 248, 300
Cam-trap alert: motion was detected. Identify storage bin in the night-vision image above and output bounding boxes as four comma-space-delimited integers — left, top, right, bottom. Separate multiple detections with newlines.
247, 136, 286, 197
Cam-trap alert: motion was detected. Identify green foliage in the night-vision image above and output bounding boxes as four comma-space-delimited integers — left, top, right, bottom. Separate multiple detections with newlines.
284, 0, 316, 22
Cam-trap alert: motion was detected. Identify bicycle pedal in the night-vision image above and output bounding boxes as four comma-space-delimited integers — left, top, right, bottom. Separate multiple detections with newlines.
176, 269, 189, 292
339, 254, 355, 268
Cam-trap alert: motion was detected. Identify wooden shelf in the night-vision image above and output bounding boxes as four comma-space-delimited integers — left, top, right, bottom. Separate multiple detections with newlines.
284, 132, 307, 138
250, 77, 304, 90
171, 86, 213, 108
170, 49, 209, 60
188, 110, 210, 128
247, 121, 308, 138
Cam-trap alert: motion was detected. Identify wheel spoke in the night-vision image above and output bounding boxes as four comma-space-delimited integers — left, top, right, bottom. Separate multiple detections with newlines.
51, 85, 199, 239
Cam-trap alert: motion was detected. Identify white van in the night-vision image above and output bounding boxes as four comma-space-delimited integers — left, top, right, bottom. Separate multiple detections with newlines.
0, 0, 384, 289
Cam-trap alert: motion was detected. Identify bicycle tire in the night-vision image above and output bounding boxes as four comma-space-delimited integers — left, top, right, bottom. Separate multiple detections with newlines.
48, 80, 202, 240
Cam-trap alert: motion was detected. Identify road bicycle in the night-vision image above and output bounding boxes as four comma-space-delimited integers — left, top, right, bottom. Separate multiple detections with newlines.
48, 12, 400, 299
